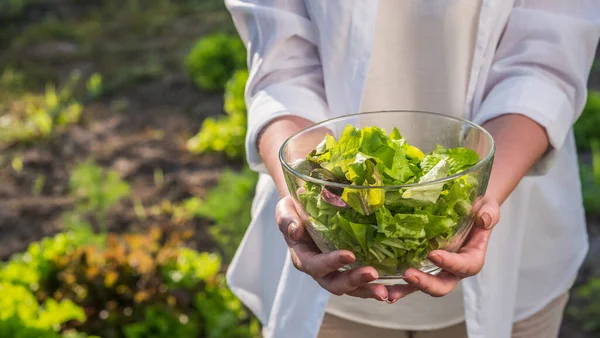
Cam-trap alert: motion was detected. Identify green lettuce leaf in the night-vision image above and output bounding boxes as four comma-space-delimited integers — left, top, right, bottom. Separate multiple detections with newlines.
296, 124, 482, 275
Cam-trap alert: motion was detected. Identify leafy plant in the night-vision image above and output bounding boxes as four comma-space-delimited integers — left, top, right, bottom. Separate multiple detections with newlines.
185, 33, 246, 91
162, 249, 221, 289
123, 305, 199, 338
194, 275, 260, 338
580, 139, 600, 213
0, 71, 84, 146
68, 160, 131, 232
0, 282, 88, 338
0, 231, 94, 291
568, 277, 600, 333
191, 167, 257, 260
0, 228, 259, 337
187, 113, 247, 159
575, 91, 600, 151
85, 73, 103, 99
187, 69, 249, 159
224, 69, 248, 116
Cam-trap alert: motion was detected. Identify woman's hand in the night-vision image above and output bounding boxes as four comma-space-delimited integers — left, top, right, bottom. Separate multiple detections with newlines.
276, 196, 390, 301
387, 195, 501, 302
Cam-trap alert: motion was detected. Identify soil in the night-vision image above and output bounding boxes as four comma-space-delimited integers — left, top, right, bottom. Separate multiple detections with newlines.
0, 0, 237, 258
0, 74, 233, 258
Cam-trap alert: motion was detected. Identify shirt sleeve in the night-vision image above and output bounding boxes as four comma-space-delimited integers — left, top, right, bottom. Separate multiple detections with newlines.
225, 0, 330, 173
474, 0, 600, 175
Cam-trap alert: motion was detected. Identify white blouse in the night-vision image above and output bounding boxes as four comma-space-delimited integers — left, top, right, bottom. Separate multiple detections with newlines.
224, 1, 600, 337
325, 0, 482, 330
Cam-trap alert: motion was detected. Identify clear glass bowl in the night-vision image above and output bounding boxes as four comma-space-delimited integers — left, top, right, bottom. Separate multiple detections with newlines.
279, 111, 495, 284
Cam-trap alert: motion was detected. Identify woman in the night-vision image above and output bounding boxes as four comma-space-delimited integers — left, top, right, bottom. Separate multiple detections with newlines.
224, 1, 600, 337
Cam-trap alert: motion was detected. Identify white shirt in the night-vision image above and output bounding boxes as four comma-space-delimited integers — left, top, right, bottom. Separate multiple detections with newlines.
224, 1, 600, 337
325, 0, 482, 330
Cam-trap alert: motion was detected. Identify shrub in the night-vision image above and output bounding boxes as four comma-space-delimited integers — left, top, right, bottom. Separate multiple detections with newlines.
122, 305, 199, 338
580, 139, 600, 213
0, 229, 259, 338
224, 69, 248, 117
0, 282, 87, 337
186, 113, 247, 159
185, 33, 246, 92
191, 167, 257, 260
574, 91, 600, 151
0, 231, 94, 290
568, 277, 600, 333
0, 71, 84, 146
187, 70, 249, 159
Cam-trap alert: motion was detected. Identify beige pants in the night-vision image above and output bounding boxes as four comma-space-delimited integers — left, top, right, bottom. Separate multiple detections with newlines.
318, 292, 569, 338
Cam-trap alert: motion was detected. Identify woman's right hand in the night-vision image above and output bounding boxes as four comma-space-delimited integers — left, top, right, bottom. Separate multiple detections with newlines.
276, 196, 390, 301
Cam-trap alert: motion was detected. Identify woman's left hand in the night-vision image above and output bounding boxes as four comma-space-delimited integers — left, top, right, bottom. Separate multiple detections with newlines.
387, 195, 501, 303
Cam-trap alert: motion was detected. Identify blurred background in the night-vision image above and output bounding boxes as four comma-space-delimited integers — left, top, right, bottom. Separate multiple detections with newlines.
0, 1, 598, 337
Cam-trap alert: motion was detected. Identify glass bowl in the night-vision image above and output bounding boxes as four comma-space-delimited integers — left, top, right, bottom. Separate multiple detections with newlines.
279, 111, 495, 284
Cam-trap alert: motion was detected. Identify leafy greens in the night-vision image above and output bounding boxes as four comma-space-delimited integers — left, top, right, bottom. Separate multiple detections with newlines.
297, 125, 480, 275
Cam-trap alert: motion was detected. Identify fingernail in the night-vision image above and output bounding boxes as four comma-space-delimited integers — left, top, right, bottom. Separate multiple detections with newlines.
482, 213, 492, 229
360, 272, 374, 284
429, 253, 442, 265
288, 222, 299, 240
386, 298, 396, 304
340, 253, 354, 265
403, 273, 419, 285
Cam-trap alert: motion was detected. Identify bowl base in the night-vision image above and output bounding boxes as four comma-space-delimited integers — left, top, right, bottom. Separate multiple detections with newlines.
371, 266, 442, 285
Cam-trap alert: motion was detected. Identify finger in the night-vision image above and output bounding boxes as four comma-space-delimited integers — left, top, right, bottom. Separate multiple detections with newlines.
320, 266, 379, 296
402, 269, 461, 297
387, 284, 419, 303
275, 196, 305, 241
346, 284, 389, 301
473, 196, 500, 230
292, 245, 355, 278
428, 227, 491, 277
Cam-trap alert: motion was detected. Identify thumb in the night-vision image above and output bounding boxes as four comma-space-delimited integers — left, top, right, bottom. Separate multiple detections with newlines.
275, 196, 305, 241
474, 195, 500, 230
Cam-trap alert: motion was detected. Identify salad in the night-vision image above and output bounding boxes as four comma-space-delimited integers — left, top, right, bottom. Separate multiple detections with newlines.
295, 125, 481, 275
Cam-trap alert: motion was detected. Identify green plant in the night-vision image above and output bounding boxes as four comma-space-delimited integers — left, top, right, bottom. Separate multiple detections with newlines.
575, 91, 600, 151
0, 223, 259, 338
580, 139, 600, 213
568, 277, 600, 332
224, 69, 248, 116
0, 0, 27, 21
0, 71, 84, 146
187, 69, 249, 159
85, 73, 103, 99
0, 282, 87, 337
185, 33, 246, 91
68, 160, 131, 232
46, 229, 256, 337
123, 305, 199, 338
162, 249, 221, 289
187, 113, 247, 159
0, 68, 25, 101
191, 167, 257, 260
0, 231, 94, 290
194, 276, 260, 338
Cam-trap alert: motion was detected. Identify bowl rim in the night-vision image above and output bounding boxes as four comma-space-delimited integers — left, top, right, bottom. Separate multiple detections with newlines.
279, 110, 496, 190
